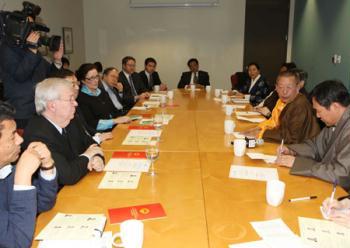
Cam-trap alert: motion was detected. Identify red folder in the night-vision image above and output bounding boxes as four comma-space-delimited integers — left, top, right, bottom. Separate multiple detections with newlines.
128, 125, 155, 130
108, 203, 166, 224
112, 151, 147, 159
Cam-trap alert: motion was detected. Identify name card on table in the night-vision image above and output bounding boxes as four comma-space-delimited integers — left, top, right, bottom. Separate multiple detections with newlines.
122, 130, 162, 146
229, 165, 279, 181
104, 151, 150, 172
98, 171, 141, 189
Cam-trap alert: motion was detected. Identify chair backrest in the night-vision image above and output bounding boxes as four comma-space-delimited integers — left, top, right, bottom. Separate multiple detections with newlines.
230, 71, 248, 90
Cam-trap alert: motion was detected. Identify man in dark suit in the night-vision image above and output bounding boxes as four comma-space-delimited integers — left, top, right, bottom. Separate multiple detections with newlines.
177, 58, 210, 88
23, 78, 105, 186
139, 57, 168, 91
0, 101, 57, 248
119, 56, 150, 110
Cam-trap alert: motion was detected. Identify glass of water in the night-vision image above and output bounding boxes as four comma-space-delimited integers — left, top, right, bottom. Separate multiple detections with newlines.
146, 144, 159, 176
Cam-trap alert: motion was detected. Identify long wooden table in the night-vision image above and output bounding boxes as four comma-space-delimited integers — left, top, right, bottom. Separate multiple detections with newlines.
33, 89, 345, 247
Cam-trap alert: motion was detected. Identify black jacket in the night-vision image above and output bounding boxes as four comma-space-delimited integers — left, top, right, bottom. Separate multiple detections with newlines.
0, 42, 60, 121
23, 115, 97, 186
177, 70, 210, 88
139, 70, 161, 91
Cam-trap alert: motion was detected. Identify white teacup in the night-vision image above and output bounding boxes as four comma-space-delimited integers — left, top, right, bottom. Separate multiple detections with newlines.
224, 119, 235, 134
205, 85, 211, 92
266, 180, 285, 207
160, 95, 167, 105
153, 85, 160, 92
167, 90, 174, 99
215, 89, 221, 97
190, 84, 196, 91
221, 94, 229, 104
225, 105, 234, 116
233, 139, 246, 157
112, 219, 144, 248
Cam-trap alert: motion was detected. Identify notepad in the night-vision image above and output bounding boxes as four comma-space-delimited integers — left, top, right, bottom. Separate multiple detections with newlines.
246, 152, 277, 164
35, 213, 106, 240
104, 151, 150, 172
229, 165, 279, 181
122, 130, 162, 146
236, 116, 266, 123
98, 171, 141, 189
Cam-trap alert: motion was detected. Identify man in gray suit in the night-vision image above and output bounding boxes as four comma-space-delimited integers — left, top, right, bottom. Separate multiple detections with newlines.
277, 80, 350, 191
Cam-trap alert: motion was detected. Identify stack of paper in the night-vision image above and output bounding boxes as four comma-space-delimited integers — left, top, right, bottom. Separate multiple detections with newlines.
299, 217, 350, 247
229, 165, 279, 181
122, 130, 162, 146
36, 213, 106, 241
246, 152, 277, 164
237, 116, 266, 123
98, 171, 141, 189
236, 111, 262, 116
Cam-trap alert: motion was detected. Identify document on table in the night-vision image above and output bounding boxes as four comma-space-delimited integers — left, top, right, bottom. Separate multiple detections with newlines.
233, 132, 245, 139
122, 130, 162, 146
139, 118, 154, 125
229, 165, 279, 181
35, 213, 106, 240
233, 99, 250, 104
38, 232, 112, 248
229, 237, 314, 248
299, 216, 350, 248
250, 218, 295, 239
132, 106, 147, 111
142, 101, 160, 108
155, 114, 174, 125
246, 152, 277, 164
236, 116, 266, 123
236, 111, 262, 116
98, 171, 141, 189
104, 159, 150, 172
223, 104, 246, 109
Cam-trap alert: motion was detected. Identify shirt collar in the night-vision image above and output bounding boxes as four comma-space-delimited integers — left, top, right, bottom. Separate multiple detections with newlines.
123, 70, 130, 78
251, 74, 261, 84
81, 84, 101, 96
101, 80, 109, 91
0, 164, 13, 180
44, 116, 63, 134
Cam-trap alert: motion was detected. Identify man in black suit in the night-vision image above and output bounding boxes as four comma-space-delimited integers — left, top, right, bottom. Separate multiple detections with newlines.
23, 78, 105, 186
177, 58, 210, 88
119, 56, 150, 110
139, 57, 168, 91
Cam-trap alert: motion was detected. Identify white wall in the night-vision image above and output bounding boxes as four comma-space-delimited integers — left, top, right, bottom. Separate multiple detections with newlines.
0, 0, 86, 70
83, 0, 246, 89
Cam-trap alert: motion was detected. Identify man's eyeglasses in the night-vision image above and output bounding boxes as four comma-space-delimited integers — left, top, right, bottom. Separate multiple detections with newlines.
58, 96, 76, 103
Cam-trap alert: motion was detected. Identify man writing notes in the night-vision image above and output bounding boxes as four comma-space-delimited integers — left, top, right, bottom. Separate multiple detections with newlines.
177, 58, 210, 88
277, 80, 350, 191
0, 101, 57, 247
243, 70, 319, 144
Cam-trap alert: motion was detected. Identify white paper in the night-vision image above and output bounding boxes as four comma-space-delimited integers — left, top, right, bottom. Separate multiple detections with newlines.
155, 114, 174, 125
246, 152, 277, 163
132, 106, 147, 111
35, 213, 106, 240
233, 99, 250, 104
229, 165, 279, 181
229, 240, 270, 248
142, 101, 160, 108
223, 104, 246, 109
250, 218, 295, 239
237, 116, 266, 123
263, 235, 316, 248
104, 158, 150, 172
122, 130, 162, 146
236, 111, 262, 116
139, 118, 154, 125
98, 171, 141, 189
38, 231, 112, 248
299, 216, 350, 248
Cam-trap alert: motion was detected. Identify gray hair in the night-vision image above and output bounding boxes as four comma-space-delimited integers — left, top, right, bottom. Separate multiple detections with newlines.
35, 78, 73, 114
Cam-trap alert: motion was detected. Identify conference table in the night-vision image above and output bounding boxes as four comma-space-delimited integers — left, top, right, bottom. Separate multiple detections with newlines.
33, 89, 345, 248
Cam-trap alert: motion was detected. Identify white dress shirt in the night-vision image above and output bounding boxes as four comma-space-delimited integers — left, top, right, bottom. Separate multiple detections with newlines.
248, 74, 261, 93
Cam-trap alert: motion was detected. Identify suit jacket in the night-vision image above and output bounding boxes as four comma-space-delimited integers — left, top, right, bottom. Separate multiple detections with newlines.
139, 70, 161, 91
288, 106, 350, 192
99, 83, 128, 116
177, 70, 210, 88
0, 167, 57, 248
119, 71, 148, 110
238, 76, 270, 106
23, 115, 97, 186
263, 94, 320, 144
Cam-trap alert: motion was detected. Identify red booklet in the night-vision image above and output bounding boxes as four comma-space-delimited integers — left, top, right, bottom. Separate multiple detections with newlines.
128, 125, 155, 130
112, 151, 147, 159
108, 203, 166, 224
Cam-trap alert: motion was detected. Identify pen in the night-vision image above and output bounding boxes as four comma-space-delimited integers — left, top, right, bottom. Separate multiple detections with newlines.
327, 181, 337, 216
288, 196, 317, 202
278, 139, 284, 156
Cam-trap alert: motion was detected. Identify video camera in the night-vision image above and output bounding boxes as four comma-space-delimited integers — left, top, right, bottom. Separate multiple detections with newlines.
0, 1, 61, 51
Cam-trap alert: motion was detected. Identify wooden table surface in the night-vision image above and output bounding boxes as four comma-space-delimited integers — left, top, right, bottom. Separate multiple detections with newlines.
33, 89, 345, 248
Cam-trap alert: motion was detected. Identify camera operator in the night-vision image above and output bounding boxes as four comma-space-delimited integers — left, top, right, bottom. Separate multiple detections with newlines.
0, 2, 63, 129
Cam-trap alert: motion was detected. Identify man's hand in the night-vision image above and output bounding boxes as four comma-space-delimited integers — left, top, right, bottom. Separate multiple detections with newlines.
114, 116, 131, 124
83, 144, 103, 160
139, 92, 150, 100
159, 83, 168, 91
14, 147, 42, 186
28, 142, 55, 175
97, 132, 113, 142
115, 82, 123, 92
275, 154, 295, 168
52, 41, 64, 63
87, 156, 105, 172
255, 107, 271, 117
26, 32, 40, 54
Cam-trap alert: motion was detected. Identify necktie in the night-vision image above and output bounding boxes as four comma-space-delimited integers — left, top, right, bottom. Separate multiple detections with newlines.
128, 75, 138, 96
149, 73, 153, 89
193, 72, 198, 84
107, 86, 123, 110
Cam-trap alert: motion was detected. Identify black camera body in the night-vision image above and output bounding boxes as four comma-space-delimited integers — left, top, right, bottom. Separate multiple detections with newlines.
0, 1, 61, 51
